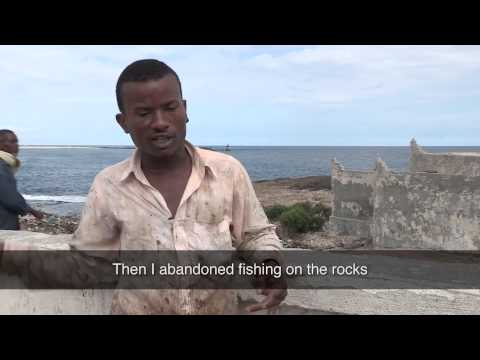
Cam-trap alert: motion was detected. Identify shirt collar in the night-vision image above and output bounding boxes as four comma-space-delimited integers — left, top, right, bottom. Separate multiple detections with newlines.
119, 140, 217, 183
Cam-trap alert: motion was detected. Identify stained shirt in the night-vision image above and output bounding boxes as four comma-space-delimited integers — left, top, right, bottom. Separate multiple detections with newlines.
70, 141, 282, 314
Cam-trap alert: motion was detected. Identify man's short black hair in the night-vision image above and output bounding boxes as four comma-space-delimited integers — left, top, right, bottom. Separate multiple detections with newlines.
0, 129, 15, 142
116, 59, 183, 113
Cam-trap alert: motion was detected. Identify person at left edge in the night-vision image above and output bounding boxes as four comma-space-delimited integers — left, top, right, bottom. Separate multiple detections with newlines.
0, 129, 44, 230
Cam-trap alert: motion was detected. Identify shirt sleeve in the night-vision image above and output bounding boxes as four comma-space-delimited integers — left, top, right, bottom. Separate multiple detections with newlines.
70, 173, 121, 251
0, 164, 31, 216
230, 160, 283, 255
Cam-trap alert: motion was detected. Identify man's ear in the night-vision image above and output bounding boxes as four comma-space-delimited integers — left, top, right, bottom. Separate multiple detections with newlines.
116, 113, 129, 134
183, 100, 188, 123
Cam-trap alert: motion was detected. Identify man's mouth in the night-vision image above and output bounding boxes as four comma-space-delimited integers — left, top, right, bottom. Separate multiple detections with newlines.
151, 135, 174, 148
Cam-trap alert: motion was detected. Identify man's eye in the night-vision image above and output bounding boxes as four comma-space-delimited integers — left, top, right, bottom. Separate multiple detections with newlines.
166, 103, 179, 111
139, 112, 150, 117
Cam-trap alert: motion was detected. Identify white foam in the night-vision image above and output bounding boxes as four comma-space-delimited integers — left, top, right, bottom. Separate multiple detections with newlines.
20, 146, 96, 149
22, 194, 87, 203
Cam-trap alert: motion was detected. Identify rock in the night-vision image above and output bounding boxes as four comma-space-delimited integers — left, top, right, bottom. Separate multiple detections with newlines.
19, 213, 79, 235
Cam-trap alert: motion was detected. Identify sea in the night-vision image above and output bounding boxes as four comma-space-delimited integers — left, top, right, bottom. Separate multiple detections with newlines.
14, 145, 480, 216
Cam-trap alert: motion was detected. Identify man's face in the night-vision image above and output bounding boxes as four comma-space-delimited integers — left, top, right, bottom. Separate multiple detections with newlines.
116, 74, 187, 160
0, 133, 19, 156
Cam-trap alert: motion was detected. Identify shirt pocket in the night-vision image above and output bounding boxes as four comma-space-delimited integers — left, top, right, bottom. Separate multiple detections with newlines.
190, 218, 234, 250
193, 192, 226, 225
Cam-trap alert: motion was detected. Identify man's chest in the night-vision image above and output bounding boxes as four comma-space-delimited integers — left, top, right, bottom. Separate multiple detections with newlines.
113, 177, 236, 250
146, 174, 189, 218
143, 164, 192, 218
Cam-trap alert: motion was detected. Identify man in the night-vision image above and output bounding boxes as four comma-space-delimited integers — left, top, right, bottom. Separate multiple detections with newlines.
0, 129, 43, 230
0, 60, 286, 314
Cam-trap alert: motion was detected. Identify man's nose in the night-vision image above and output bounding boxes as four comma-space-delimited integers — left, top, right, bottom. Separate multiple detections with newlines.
150, 110, 170, 130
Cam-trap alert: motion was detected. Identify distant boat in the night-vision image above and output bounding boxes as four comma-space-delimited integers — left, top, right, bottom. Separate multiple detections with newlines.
225, 144, 231, 152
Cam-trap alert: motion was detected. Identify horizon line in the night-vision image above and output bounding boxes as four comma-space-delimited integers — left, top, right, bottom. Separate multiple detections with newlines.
19, 144, 480, 148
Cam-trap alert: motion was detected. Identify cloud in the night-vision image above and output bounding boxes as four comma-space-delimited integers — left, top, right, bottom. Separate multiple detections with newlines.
243, 45, 480, 106
2, 45, 480, 145
2, 45, 480, 108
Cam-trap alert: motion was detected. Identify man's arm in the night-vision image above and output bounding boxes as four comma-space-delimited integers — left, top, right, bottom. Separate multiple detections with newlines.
230, 160, 287, 312
230, 162, 282, 252
0, 164, 44, 220
70, 174, 120, 250
0, 168, 32, 216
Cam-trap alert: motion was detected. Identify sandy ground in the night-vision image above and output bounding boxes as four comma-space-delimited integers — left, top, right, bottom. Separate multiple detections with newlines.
253, 176, 332, 208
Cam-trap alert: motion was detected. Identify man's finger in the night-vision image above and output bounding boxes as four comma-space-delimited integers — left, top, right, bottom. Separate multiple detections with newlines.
267, 306, 280, 315
245, 294, 279, 313
245, 300, 269, 313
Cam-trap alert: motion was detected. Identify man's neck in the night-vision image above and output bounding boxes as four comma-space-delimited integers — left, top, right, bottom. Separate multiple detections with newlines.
140, 146, 190, 175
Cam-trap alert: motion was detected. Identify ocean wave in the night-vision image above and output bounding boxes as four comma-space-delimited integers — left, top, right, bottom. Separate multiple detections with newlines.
20, 146, 96, 149
22, 194, 87, 203
20, 146, 134, 149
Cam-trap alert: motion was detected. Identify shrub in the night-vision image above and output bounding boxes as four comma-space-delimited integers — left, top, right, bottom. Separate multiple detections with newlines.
264, 204, 288, 221
269, 202, 332, 236
279, 204, 311, 234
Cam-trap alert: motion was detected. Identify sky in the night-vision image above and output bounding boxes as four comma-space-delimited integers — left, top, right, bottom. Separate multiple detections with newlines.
3, 45, 480, 146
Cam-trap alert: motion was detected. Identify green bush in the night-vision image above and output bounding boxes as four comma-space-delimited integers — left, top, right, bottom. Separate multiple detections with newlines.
264, 204, 288, 221
266, 202, 331, 235
279, 204, 311, 234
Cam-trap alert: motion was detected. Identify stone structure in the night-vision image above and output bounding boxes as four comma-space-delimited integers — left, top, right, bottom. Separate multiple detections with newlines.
330, 139, 480, 250
330, 160, 375, 240
410, 138, 480, 176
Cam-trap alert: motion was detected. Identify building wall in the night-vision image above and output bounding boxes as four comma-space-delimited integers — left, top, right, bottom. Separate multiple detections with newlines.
373, 168, 480, 250
331, 153, 480, 250
410, 138, 480, 176
329, 160, 375, 239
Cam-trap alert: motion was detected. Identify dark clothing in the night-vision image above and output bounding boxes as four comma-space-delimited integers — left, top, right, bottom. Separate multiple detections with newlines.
0, 159, 30, 230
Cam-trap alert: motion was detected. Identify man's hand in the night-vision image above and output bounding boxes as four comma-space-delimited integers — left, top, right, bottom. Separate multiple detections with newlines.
245, 288, 288, 314
245, 259, 288, 314
29, 209, 44, 220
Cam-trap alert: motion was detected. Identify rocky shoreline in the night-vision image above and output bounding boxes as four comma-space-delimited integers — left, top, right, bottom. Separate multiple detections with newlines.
20, 213, 79, 235
19, 175, 368, 250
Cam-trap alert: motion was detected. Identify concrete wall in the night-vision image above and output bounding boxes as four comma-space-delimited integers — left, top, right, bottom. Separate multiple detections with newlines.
3, 231, 480, 314
0, 286, 113, 315
331, 155, 480, 250
373, 160, 480, 250
410, 138, 480, 176
329, 159, 375, 239
0, 230, 113, 314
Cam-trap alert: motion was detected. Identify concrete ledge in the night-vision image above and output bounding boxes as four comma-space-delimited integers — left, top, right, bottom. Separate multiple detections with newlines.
239, 289, 480, 315
0, 288, 113, 315
3, 230, 480, 314
0, 230, 113, 314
